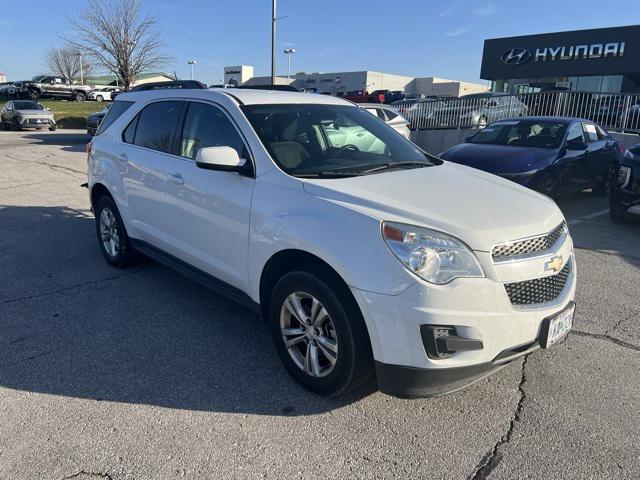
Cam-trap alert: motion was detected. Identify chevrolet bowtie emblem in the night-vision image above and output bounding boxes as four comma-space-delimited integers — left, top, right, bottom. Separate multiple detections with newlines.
544, 255, 564, 273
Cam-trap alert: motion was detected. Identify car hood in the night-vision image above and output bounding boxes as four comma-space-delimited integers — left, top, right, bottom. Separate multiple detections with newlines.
302, 162, 563, 252
441, 143, 558, 174
14, 109, 54, 117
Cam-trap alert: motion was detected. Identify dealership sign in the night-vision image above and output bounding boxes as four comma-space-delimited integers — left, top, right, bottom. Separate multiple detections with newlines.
501, 42, 626, 65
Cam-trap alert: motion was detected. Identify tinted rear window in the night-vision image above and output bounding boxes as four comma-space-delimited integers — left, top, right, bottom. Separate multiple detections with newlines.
129, 101, 183, 154
95, 101, 134, 136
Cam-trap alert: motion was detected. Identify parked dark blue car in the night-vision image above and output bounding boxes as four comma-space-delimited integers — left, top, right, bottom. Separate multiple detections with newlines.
610, 142, 640, 223
440, 117, 623, 197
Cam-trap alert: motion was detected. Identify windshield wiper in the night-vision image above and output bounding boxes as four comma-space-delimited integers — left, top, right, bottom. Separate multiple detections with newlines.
296, 171, 365, 179
360, 161, 432, 174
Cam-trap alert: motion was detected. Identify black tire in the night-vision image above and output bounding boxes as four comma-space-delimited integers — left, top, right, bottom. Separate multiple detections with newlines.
74, 92, 87, 102
49, 125, 57, 132
268, 266, 374, 397
536, 173, 557, 198
609, 197, 629, 223
94, 196, 137, 268
592, 167, 612, 197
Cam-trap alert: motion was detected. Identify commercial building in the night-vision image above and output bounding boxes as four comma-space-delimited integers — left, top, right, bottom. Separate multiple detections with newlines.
227, 66, 488, 98
85, 72, 174, 88
481, 25, 640, 94
0, 73, 6, 83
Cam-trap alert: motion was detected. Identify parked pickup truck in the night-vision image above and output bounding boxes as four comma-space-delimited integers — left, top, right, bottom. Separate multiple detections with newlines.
14, 75, 93, 102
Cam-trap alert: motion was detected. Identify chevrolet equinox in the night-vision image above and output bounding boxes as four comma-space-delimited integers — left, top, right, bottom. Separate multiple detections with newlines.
87, 89, 576, 397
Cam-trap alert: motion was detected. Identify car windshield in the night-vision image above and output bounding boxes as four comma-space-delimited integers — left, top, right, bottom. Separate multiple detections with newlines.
241, 104, 435, 177
14, 101, 44, 110
469, 120, 567, 149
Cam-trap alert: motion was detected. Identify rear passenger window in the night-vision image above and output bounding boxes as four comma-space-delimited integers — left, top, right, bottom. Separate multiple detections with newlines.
383, 109, 398, 121
179, 102, 248, 160
131, 101, 183, 153
96, 100, 134, 136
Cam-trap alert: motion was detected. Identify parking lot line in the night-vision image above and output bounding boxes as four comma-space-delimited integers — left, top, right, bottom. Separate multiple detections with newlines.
568, 208, 610, 226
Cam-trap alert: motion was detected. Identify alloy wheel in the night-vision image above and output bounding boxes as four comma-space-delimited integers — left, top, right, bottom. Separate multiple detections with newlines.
280, 292, 338, 378
99, 207, 120, 259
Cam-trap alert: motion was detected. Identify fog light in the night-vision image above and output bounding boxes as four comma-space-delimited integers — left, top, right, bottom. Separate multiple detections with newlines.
420, 325, 484, 359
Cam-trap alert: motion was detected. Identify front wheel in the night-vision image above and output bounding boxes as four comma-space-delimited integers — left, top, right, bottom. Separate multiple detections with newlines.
74, 92, 87, 102
96, 95, 103, 102
94, 196, 137, 268
49, 125, 57, 132
268, 267, 374, 396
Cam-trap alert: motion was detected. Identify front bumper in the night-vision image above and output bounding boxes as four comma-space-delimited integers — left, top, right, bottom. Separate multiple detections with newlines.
351, 233, 576, 397
611, 162, 640, 218
17, 118, 55, 128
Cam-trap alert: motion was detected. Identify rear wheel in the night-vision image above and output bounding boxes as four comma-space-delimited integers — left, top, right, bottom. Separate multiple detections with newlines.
74, 92, 87, 102
94, 196, 137, 268
96, 95, 104, 102
537, 173, 557, 198
268, 267, 373, 396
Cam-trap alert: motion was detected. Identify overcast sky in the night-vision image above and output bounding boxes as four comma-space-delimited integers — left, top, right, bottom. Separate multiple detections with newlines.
1, 0, 639, 85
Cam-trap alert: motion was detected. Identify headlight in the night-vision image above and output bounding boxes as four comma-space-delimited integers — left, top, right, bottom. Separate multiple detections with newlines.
616, 165, 631, 189
382, 221, 484, 284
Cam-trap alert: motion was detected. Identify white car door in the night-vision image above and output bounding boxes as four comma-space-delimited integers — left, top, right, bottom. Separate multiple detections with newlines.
160, 100, 255, 291
118, 100, 186, 248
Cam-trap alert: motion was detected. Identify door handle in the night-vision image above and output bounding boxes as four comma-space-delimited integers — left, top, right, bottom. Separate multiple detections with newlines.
167, 172, 185, 185
117, 153, 128, 163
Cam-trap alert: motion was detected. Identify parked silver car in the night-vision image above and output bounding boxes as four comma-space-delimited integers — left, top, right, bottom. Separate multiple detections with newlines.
361, 103, 411, 138
1, 100, 56, 131
434, 93, 528, 128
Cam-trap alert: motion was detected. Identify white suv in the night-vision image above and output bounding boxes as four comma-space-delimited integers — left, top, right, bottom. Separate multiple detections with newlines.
87, 89, 576, 398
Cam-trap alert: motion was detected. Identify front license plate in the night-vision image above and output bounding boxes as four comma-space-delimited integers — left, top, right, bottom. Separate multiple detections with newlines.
541, 303, 575, 348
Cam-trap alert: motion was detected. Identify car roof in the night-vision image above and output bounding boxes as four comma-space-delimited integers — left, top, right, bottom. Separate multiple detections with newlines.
115, 88, 353, 107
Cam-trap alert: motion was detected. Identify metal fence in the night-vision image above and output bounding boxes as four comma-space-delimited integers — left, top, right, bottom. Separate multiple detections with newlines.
392, 91, 640, 133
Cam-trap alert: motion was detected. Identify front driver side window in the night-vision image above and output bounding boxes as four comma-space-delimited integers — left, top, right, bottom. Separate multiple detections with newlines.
566, 124, 584, 143
179, 102, 248, 160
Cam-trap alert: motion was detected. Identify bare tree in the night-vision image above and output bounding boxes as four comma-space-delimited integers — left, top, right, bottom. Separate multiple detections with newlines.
63, 0, 169, 91
45, 46, 93, 83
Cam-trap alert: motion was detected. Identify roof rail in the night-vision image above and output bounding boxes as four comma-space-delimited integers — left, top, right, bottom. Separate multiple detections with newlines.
129, 80, 207, 91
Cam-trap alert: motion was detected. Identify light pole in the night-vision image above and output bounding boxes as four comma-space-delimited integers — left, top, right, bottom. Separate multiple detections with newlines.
76, 51, 84, 85
283, 48, 296, 80
271, 0, 288, 85
187, 60, 197, 80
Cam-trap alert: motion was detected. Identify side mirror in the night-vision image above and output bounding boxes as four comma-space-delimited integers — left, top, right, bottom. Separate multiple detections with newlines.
566, 139, 587, 151
195, 146, 246, 172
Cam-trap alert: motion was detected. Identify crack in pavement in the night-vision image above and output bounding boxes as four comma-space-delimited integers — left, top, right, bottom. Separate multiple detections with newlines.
62, 471, 113, 480
467, 356, 529, 480
0, 267, 148, 305
571, 329, 640, 352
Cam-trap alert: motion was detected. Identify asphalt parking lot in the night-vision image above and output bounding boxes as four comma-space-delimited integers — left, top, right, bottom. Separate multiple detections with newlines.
1, 130, 639, 480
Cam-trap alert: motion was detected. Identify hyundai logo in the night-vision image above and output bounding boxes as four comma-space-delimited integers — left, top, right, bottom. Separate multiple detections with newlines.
501, 48, 532, 65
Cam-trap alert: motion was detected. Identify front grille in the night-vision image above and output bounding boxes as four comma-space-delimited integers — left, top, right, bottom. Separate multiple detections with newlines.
504, 260, 571, 306
492, 221, 566, 261
26, 118, 49, 125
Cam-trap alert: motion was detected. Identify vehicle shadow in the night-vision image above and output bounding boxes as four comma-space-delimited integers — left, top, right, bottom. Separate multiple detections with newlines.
23, 131, 90, 153
0, 205, 375, 417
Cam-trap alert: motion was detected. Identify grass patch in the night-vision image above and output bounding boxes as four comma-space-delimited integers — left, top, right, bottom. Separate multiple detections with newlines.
0, 97, 106, 129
